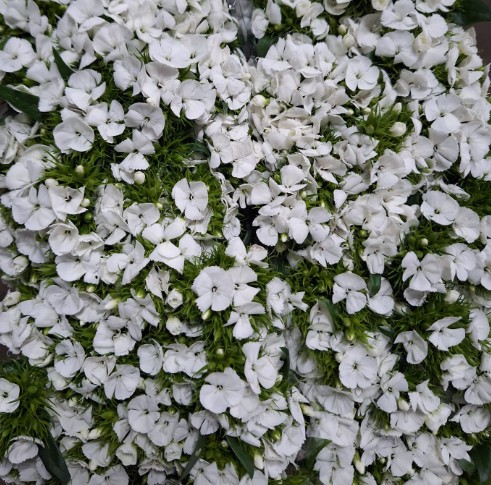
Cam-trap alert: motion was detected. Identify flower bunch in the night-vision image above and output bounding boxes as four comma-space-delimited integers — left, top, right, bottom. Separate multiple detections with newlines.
0, 0, 490, 483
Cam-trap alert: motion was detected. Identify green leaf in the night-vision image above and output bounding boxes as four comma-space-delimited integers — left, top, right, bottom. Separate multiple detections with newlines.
451, 0, 491, 26
52, 48, 74, 82
368, 274, 382, 297
319, 298, 341, 326
0, 86, 43, 121
459, 458, 476, 476
254, 36, 274, 58
180, 433, 207, 482
303, 438, 331, 469
37, 432, 70, 484
226, 436, 255, 479
470, 444, 491, 483
280, 347, 299, 384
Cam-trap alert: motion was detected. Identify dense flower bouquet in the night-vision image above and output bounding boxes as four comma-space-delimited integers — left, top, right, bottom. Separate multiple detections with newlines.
0, 0, 491, 483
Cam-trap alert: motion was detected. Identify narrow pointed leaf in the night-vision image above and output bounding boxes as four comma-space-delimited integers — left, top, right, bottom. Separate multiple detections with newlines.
451, 0, 491, 25
0, 86, 42, 121
37, 432, 70, 484
470, 445, 491, 483
368, 274, 382, 297
180, 433, 207, 482
226, 436, 255, 479
52, 48, 74, 82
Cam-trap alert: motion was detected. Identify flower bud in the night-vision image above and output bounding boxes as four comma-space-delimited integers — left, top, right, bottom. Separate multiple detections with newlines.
88, 428, 102, 440
445, 290, 460, 304
343, 33, 356, 49
201, 309, 212, 321
80, 428, 89, 440
104, 298, 119, 310
363, 107, 371, 115
156, 202, 164, 210
389, 122, 407, 137
354, 453, 365, 474
80, 198, 91, 208
393, 102, 402, 113
83, 212, 93, 222
335, 352, 344, 363
215, 348, 225, 359
280, 233, 288, 243
86, 285, 96, 293
44, 178, 58, 187
397, 398, 410, 411
3, 291, 20, 307
146, 97, 157, 106
75, 165, 85, 175
419, 238, 429, 247
338, 24, 348, 35
252, 94, 269, 107
134, 171, 146, 185
254, 452, 265, 469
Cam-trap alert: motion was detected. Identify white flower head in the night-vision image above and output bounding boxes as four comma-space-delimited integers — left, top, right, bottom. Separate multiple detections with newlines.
192, 266, 234, 313
172, 179, 208, 221
0, 378, 20, 413
199, 367, 246, 414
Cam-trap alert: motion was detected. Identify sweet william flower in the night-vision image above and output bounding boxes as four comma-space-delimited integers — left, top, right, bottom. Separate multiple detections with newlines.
192, 266, 234, 312
0, 38, 36, 73
243, 342, 278, 394
428, 316, 465, 351
172, 179, 208, 221
53, 118, 94, 153
332, 272, 367, 314
0, 378, 20, 413
338, 346, 378, 389
345, 56, 379, 91
199, 367, 245, 414
394, 330, 428, 364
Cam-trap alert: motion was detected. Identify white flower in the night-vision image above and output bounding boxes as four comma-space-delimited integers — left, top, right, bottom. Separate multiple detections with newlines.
199, 367, 246, 414
0, 378, 20, 413
54, 339, 85, 378
243, 342, 278, 394
0, 38, 36, 73
128, 395, 160, 434
11, 185, 56, 231
192, 266, 234, 312
332, 272, 367, 314
172, 179, 208, 221
377, 372, 408, 413
345, 56, 379, 91
8, 438, 39, 464
226, 302, 265, 339
104, 364, 140, 400
54, 118, 94, 153
421, 191, 460, 226
338, 346, 378, 389
428, 316, 465, 351
394, 331, 428, 364
137, 341, 163, 375
124, 103, 166, 140
171, 80, 216, 121
451, 405, 491, 433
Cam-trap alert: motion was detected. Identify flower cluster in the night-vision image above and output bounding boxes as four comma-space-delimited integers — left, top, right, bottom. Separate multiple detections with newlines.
0, 0, 490, 483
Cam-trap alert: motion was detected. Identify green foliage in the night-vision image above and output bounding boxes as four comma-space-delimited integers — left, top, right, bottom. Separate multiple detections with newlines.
460, 443, 491, 484
450, 0, 491, 26
0, 86, 43, 121
0, 358, 53, 459
226, 436, 255, 478
38, 432, 70, 484
52, 48, 74, 82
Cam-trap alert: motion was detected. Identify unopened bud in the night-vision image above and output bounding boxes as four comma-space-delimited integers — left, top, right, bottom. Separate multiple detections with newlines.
338, 24, 348, 35
280, 233, 288, 243
202, 309, 212, 321
104, 298, 119, 310
389, 122, 407, 137
343, 33, 356, 48
75, 165, 85, 175
88, 428, 102, 440
134, 171, 146, 185
445, 289, 460, 304
80, 198, 90, 208
397, 398, 410, 411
